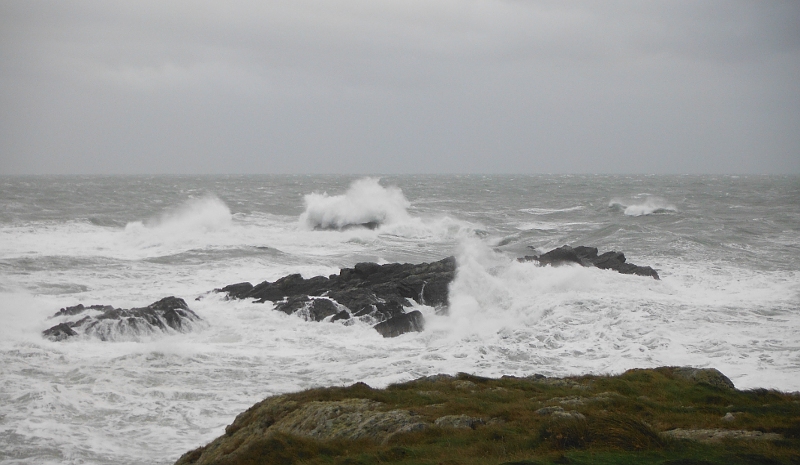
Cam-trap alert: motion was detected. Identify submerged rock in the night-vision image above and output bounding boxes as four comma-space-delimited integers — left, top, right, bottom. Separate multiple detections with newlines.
520, 245, 660, 279
43, 296, 204, 342
216, 257, 455, 337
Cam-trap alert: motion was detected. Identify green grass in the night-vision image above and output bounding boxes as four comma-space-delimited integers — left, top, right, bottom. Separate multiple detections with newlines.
176, 369, 800, 465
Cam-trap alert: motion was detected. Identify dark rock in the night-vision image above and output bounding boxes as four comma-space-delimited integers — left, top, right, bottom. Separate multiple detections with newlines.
275, 296, 342, 322
217, 257, 455, 337
521, 245, 659, 280
373, 310, 424, 338
42, 322, 78, 341
215, 245, 655, 338
52, 304, 114, 318
215, 282, 253, 300
313, 221, 380, 231
43, 296, 204, 342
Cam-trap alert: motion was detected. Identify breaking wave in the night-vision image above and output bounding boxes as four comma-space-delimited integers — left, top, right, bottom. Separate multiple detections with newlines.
299, 178, 412, 230
122, 195, 233, 254
609, 197, 677, 216
127, 195, 232, 234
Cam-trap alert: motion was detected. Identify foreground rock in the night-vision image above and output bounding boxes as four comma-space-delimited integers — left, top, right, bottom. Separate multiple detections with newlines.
520, 245, 660, 279
43, 296, 203, 341
175, 367, 799, 465
216, 257, 455, 337
660, 428, 783, 443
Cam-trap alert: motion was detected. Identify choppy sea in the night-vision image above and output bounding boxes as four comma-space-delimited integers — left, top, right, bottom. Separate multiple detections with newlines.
0, 175, 798, 464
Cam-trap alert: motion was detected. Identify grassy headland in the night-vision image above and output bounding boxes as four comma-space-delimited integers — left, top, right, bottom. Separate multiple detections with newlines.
176, 367, 800, 465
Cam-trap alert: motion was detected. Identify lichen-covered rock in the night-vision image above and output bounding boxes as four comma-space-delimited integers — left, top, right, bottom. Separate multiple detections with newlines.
661, 367, 735, 390
272, 399, 427, 443
534, 406, 586, 420
434, 414, 485, 429
176, 398, 427, 465
660, 428, 782, 443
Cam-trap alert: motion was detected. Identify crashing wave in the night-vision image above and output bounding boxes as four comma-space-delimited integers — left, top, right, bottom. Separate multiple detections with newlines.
299, 178, 412, 230
125, 195, 232, 235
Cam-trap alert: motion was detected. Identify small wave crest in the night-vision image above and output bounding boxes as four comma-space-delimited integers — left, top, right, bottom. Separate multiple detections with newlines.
609, 197, 677, 216
299, 178, 411, 230
519, 206, 584, 215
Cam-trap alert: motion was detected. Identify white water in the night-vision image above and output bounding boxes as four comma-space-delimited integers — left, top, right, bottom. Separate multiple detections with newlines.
609, 196, 677, 216
1, 175, 799, 464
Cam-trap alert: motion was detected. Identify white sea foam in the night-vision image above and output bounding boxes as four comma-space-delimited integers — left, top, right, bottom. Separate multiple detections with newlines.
300, 178, 411, 230
609, 196, 677, 216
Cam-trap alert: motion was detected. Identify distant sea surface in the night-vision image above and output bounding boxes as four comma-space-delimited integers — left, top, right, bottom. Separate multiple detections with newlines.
1, 175, 798, 464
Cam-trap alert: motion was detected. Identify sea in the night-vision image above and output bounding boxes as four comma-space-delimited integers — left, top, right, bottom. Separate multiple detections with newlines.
0, 174, 798, 464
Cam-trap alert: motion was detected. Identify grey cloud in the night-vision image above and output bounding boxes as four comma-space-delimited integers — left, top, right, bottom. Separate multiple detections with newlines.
1, 0, 798, 174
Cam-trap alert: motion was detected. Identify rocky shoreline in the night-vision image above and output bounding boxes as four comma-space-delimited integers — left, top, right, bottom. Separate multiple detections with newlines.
43, 245, 660, 341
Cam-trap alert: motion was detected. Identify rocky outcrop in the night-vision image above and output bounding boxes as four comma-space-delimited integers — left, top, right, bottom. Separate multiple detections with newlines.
373, 310, 424, 338
658, 366, 735, 390
42, 296, 204, 342
520, 245, 660, 279
272, 399, 427, 442
214, 245, 657, 337
216, 257, 455, 337
660, 429, 783, 443
434, 414, 485, 429
176, 396, 427, 465
175, 366, 800, 465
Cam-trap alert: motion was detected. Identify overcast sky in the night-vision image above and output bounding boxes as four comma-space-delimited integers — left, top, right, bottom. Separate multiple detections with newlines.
1, 1, 798, 174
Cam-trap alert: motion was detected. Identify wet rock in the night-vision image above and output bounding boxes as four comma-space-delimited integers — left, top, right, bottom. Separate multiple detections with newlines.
373, 310, 424, 338
215, 245, 655, 337
217, 257, 455, 337
42, 296, 204, 342
520, 245, 660, 280
215, 282, 253, 300
42, 322, 78, 341
53, 303, 114, 317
